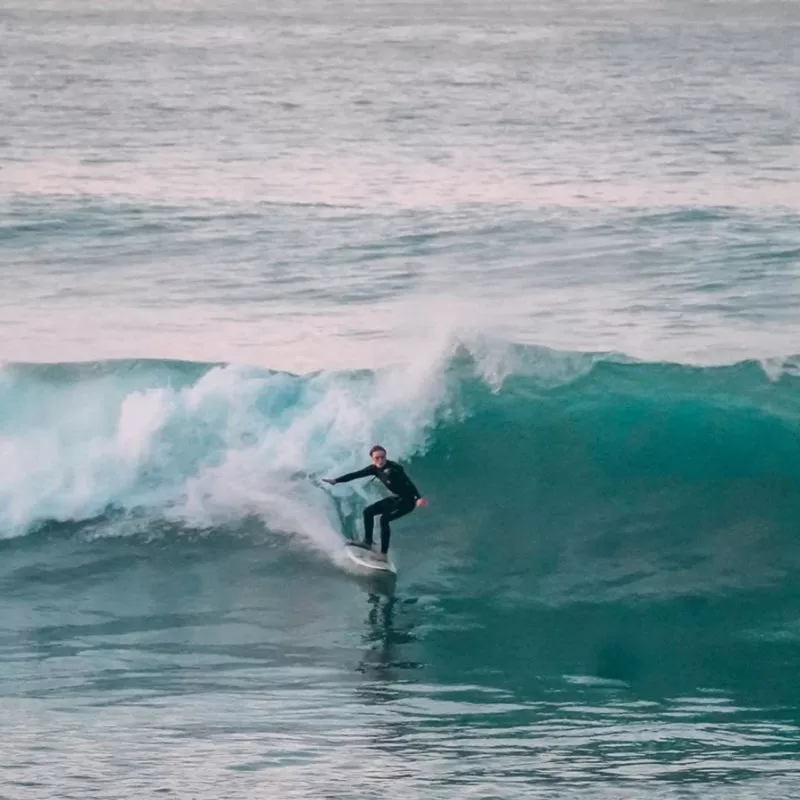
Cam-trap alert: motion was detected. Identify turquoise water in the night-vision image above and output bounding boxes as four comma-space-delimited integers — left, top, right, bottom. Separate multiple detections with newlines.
2, 1, 800, 797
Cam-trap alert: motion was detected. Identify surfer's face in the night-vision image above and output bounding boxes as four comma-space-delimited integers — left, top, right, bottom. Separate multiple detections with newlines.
371, 450, 387, 466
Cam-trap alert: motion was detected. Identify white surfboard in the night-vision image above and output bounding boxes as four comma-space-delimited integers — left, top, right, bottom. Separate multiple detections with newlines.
344, 542, 397, 575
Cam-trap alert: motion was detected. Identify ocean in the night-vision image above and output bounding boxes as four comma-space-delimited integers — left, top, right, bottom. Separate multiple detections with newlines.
2, 1, 800, 797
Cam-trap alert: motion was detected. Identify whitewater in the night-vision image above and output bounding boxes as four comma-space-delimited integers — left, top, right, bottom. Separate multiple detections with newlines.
3, 0, 800, 798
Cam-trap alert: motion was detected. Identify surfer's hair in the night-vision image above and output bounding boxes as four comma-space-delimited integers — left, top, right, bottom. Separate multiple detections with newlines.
369, 445, 387, 456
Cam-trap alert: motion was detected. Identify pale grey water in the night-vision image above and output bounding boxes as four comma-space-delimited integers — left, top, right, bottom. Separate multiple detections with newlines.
2, 0, 799, 369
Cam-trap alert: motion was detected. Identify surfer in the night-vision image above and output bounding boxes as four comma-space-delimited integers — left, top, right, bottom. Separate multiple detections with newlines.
323, 445, 427, 560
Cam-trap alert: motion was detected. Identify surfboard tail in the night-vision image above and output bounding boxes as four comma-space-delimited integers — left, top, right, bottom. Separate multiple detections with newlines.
344, 541, 397, 574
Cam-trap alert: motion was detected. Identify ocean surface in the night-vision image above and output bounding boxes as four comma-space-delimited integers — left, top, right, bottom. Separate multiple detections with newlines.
2, 1, 800, 797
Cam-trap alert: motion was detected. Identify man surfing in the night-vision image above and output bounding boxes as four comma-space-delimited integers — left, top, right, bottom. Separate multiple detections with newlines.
323, 445, 427, 561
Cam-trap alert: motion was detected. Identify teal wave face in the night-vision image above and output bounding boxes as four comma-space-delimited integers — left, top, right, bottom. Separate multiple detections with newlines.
420, 355, 800, 602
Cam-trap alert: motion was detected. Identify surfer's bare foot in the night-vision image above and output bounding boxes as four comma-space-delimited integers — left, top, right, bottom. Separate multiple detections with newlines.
375, 552, 388, 562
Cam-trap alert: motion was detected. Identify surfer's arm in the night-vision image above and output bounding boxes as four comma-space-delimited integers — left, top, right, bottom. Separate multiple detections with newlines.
398, 465, 426, 505
323, 466, 375, 485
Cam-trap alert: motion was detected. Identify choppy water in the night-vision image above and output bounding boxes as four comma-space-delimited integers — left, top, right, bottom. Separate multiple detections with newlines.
2, 1, 800, 797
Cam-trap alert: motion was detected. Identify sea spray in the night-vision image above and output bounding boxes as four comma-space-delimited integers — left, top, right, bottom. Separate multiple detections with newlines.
0, 341, 455, 550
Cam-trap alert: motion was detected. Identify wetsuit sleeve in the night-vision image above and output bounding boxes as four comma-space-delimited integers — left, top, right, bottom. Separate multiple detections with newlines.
398, 465, 422, 500
333, 465, 375, 484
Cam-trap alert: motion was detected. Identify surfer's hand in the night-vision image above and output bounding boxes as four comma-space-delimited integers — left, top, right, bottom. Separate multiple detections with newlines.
416, 497, 428, 508
322, 478, 336, 485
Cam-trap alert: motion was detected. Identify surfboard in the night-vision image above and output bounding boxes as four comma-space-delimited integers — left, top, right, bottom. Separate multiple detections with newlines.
344, 542, 397, 575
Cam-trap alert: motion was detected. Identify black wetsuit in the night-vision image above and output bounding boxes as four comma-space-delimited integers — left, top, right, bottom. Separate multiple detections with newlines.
332, 460, 421, 554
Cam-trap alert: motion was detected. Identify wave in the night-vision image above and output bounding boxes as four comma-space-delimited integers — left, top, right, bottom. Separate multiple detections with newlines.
2, 343, 800, 603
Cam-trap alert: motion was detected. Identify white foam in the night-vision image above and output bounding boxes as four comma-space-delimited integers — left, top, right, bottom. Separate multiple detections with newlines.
0, 341, 455, 555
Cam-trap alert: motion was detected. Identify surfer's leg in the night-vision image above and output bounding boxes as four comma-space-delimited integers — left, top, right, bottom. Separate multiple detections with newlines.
378, 517, 393, 555
363, 498, 395, 547
362, 505, 377, 546
379, 498, 416, 554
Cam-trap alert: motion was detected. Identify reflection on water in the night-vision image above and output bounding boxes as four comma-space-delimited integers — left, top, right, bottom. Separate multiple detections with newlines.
357, 593, 424, 688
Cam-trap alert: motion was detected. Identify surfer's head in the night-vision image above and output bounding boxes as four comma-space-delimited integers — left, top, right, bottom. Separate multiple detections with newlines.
369, 445, 387, 466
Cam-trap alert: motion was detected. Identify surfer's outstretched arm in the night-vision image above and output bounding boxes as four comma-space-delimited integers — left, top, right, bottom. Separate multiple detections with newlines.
322, 465, 375, 485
